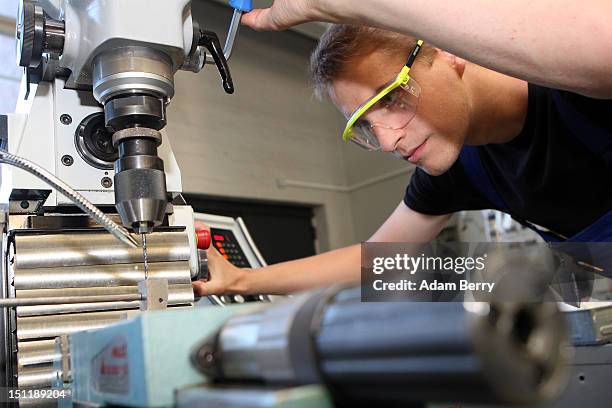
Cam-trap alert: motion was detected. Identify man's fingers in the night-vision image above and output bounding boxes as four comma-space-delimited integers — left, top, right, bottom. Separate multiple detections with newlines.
241, 9, 277, 31
193, 280, 215, 296
240, 8, 270, 31
194, 221, 209, 231
206, 245, 224, 263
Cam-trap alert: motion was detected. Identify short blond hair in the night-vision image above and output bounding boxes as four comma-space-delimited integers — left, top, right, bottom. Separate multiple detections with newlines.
310, 25, 436, 99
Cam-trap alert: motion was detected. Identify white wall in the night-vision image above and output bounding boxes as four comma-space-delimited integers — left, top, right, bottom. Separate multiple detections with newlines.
341, 144, 416, 242
168, 0, 415, 250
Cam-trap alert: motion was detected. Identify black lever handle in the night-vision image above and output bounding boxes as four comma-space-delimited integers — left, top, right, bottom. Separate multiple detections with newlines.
199, 30, 234, 94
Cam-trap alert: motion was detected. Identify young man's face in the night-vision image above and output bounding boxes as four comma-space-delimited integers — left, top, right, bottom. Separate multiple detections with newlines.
330, 49, 472, 176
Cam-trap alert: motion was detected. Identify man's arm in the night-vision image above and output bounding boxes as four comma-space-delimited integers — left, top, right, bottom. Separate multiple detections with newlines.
242, 0, 612, 98
192, 202, 451, 296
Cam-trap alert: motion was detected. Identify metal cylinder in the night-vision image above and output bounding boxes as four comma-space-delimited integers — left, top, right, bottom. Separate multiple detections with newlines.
1, 293, 142, 307
92, 47, 174, 104
14, 262, 192, 290
18, 340, 59, 367
17, 365, 57, 389
196, 286, 568, 406
15, 284, 194, 317
13, 230, 190, 270
105, 95, 167, 132
6, 227, 196, 397
111, 128, 168, 234
16, 310, 135, 341
43, 18, 64, 55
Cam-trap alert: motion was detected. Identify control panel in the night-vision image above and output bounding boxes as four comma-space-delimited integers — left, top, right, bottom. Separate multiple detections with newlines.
194, 213, 271, 305
211, 229, 250, 267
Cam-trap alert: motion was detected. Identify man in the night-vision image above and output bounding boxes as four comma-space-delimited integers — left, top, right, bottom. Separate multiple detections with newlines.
193, 1, 611, 296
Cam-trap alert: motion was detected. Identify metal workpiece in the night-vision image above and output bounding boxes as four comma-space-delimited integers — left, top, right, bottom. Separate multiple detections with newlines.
1, 293, 143, 307
113, 128, 168, 234
138, 278, 169, 311
92, 47, 175, 104
16, 310, 136, 340
16, 285, 193, 317
12, 229, 190, 270
17, 365, 58, 388
6, 225, 195, 393
196, 286, 568, 406
17, 340, 60, 367
14, 262, 192, 290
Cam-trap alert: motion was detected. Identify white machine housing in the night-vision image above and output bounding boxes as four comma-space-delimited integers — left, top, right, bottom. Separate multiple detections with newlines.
7, 78, 183, 207
6, 0, 200, 207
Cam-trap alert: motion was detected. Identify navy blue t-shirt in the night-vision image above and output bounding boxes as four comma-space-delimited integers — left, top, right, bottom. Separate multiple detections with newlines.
404, 84, 612, 238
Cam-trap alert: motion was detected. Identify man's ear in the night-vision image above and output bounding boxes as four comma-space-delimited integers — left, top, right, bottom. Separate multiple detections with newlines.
435, 49, 467, 78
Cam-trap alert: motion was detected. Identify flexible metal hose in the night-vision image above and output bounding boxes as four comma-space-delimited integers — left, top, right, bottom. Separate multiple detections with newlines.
0, 149, 139, 247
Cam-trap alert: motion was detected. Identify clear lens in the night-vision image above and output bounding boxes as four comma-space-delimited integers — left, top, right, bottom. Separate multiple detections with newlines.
348, 79, 421, 151
350, 121, 381, 150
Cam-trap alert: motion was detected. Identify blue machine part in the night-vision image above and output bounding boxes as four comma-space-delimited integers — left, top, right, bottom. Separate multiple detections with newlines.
229, 0, 253, 12
61, 306, 256, 407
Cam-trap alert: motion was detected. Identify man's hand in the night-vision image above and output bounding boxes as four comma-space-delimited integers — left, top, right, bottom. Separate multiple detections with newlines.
192, 245, 246, 296
192, 221, 247, 296
241, 0, 328, 31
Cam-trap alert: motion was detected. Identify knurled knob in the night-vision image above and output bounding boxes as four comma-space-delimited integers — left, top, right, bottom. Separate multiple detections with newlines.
196, 229, 211, 250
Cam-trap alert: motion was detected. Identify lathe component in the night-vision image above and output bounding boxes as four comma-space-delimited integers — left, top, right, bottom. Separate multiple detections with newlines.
195, 286, 569, 406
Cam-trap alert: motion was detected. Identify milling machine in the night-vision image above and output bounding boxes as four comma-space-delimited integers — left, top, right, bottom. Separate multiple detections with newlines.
0, 2, 605, 408
0, 0, 264, 399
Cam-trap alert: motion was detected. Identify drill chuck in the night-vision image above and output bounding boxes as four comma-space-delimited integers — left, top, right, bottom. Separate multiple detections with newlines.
112, 128, 168, 234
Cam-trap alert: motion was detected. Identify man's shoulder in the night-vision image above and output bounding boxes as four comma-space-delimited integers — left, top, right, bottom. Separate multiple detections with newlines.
528, 83, 612, 131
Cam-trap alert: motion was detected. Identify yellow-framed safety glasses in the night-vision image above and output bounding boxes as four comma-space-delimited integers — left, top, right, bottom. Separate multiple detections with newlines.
342, 40, 424, 150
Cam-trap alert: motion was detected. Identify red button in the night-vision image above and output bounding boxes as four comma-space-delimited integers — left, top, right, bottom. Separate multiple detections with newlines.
196, 229, 211, 250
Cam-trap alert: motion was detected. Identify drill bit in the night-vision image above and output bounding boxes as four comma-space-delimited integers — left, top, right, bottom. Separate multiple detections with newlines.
142, 233, 149, 280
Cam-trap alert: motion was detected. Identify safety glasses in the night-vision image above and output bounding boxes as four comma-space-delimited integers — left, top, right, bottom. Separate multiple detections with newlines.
342, 40, 424, 151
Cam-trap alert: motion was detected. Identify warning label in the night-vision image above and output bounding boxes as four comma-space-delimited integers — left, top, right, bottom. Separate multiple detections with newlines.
91, 336, 129, 395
